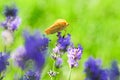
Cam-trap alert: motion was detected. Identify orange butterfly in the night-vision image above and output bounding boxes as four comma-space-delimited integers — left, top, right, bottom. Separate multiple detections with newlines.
45, 19, 69, 35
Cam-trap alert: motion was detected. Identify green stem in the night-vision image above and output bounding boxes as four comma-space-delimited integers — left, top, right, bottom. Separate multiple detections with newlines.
52, 61, 56, 80
68, 68, 72, 80
52, 60, 55, 71
4, 45, 6, 52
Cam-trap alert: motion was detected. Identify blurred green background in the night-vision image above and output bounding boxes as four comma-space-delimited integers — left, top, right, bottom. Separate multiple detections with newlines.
0, 0, 120, 80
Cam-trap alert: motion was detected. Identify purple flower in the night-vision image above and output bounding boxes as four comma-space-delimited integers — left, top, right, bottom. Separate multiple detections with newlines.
1, 6, 21, 31
23, 31, 49, 69
53, 45, 61, 54
57, 32, 71, 51
22, 70, 40, 80
12, 31, 49, 80
1, 16, 21, 31
0, 52, 9, 73
4, 6, 18, 17
109, 61, 120, 80
53, 32, 71, 54
12, 46, 28, 69
67, 44, 83, 68
84, 57, 108, 80
55, 58, 62, 68
52, 32, 71, 68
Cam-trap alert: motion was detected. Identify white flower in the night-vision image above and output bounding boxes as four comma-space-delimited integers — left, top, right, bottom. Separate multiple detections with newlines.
2, 30, 14, 45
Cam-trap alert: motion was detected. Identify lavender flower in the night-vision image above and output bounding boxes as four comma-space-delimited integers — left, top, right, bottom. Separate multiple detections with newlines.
84, 57, 108, 80
4, 6, 18, 17
57, 32, 71, 51
12, 31, 49, 80
23, 31, 49, 69
67, 44, 83, 68
51, 32, 71, 68
0, 52, 9, 73
53, 45, 61, 55
53, 32, 71, 54
55, 58, 62, 68
1, 6, 21, 31
12, 31, 49, 69
12, 46, 27, 69
109, 61, 120, 80
21, 70, 40, 80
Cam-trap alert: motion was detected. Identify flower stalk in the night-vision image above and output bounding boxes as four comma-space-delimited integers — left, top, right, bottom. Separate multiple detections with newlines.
68, 68, 72, 80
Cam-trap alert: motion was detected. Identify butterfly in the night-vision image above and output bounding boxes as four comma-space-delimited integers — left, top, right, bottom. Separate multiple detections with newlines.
45, 19, 69, 35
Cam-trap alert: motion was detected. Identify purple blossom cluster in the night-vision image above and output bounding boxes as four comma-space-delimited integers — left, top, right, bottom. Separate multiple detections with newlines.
21, 70, 40, 80
67, 44, 83, 68
53, 32, 71, 55
1, 6, 21, 46
52, 32, 72, 68
56, 32, 71, 52
1, 6, 21, 31
109, 61, 120, 80
0, 52, 9, 73
84, 57, 108, 80
51, 31, 83, 70
49, 32, 83, 79
12, 31, 49, 80
84, 57, 120, 80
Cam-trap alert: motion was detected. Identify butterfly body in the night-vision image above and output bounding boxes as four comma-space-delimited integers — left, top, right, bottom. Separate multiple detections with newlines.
45, 19, 69, 35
